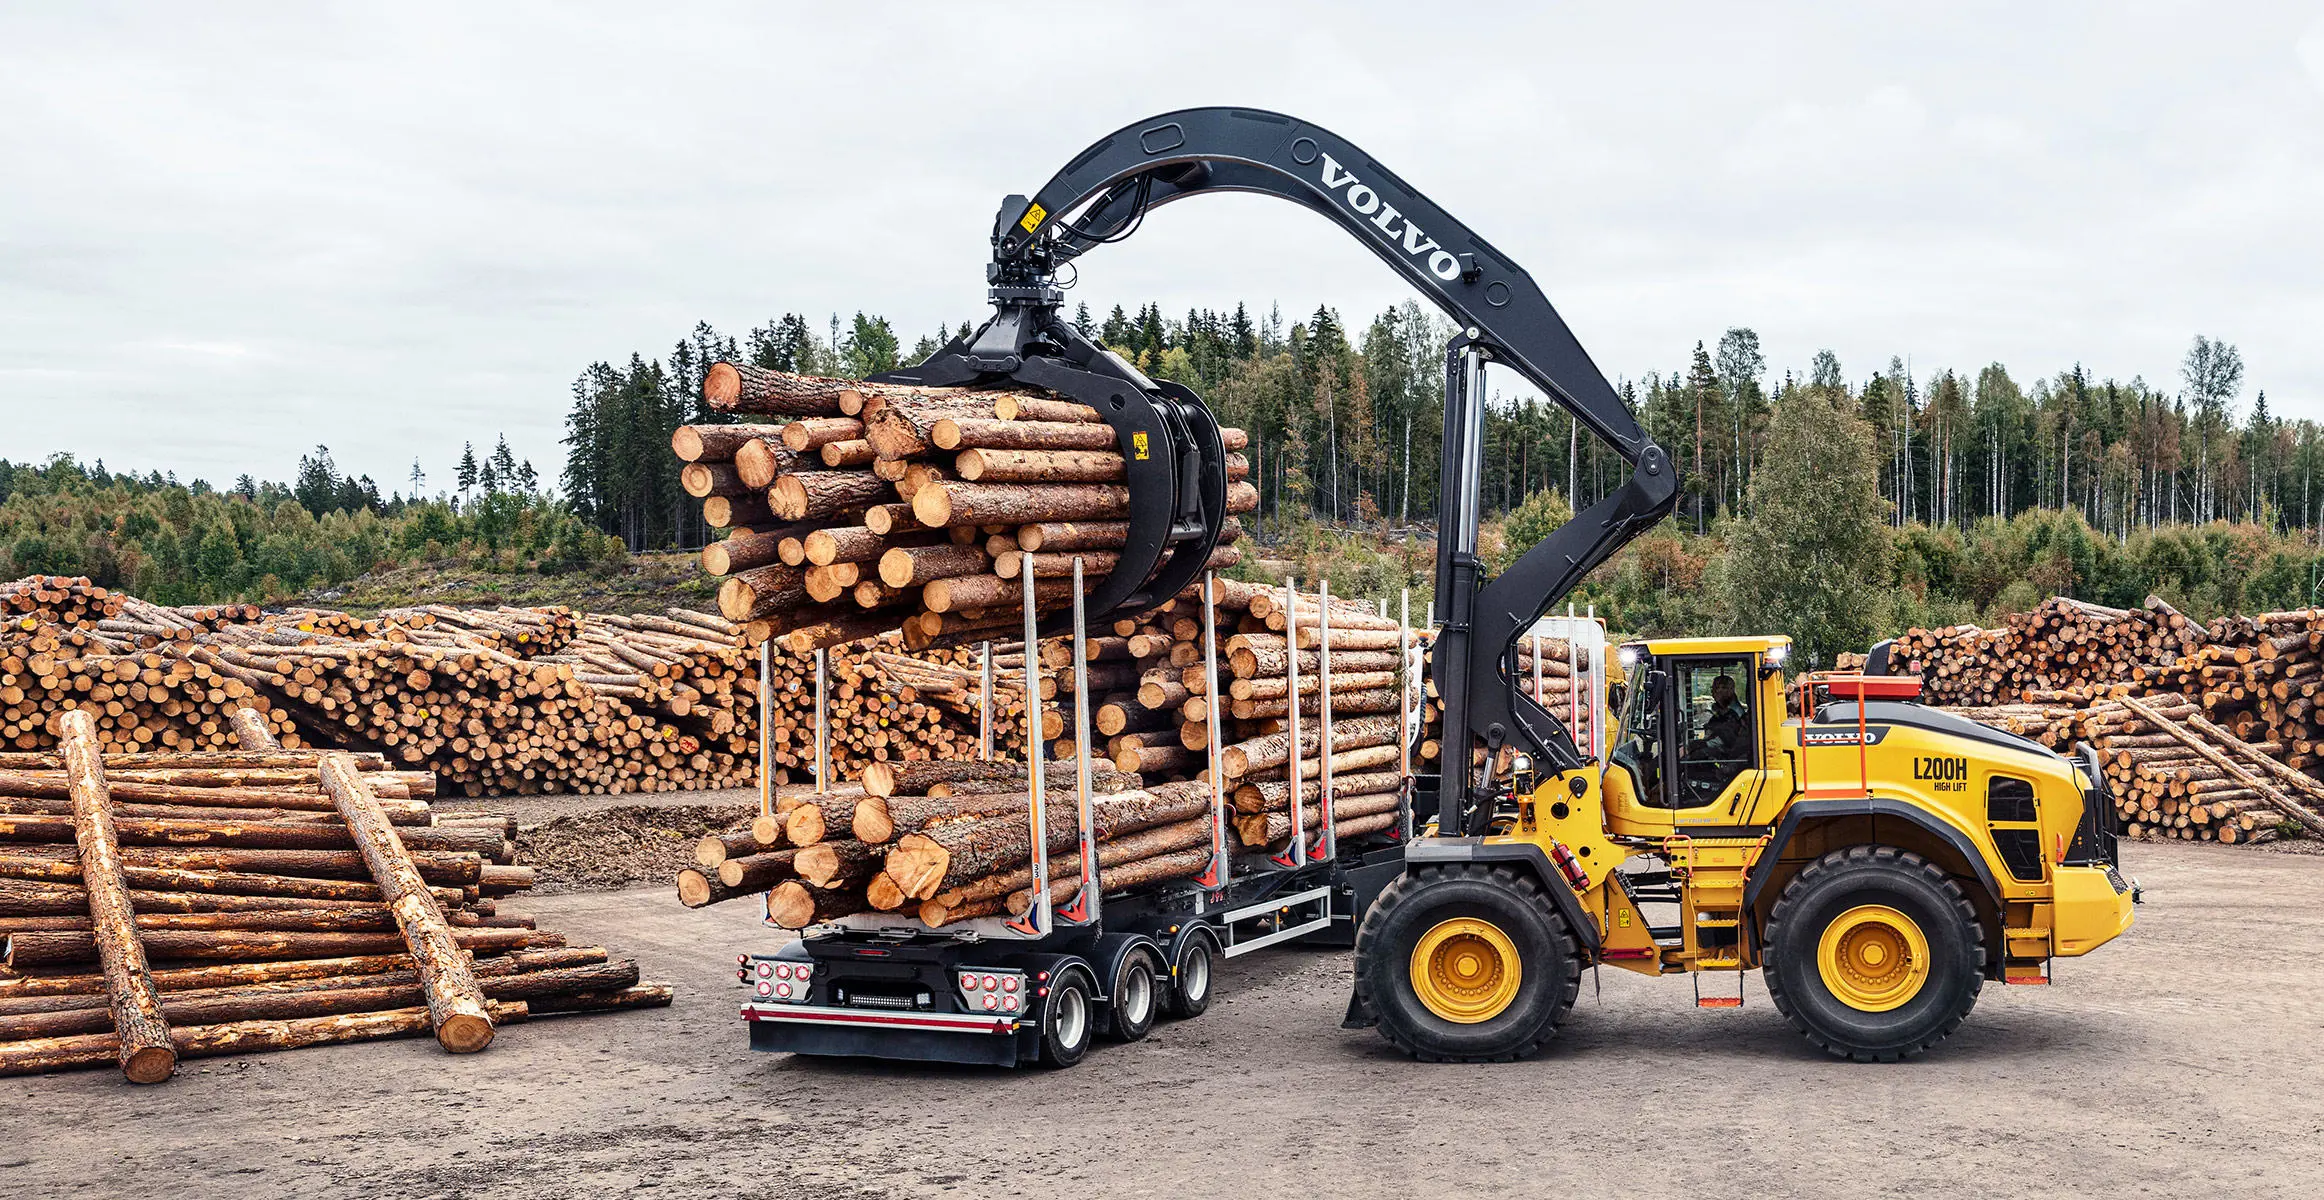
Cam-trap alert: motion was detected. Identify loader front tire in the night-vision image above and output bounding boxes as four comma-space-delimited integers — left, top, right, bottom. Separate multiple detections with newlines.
1764, 846, 1985, 1062
1353, 863, 1580, 1062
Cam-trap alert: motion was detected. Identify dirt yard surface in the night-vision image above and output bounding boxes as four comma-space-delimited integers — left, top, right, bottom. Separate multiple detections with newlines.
7, 841, 2321, 1200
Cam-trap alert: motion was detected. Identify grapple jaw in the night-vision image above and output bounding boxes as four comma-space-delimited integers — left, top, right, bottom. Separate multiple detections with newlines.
869, 310, 1227, 637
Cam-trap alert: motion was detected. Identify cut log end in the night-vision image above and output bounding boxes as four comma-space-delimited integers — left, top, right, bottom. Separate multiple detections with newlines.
121, 1044, 177, 1084
434, 1011, 496, 1054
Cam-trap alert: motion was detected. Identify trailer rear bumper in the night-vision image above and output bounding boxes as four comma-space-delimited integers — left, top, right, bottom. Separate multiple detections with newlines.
743, 1002, 1032, 1066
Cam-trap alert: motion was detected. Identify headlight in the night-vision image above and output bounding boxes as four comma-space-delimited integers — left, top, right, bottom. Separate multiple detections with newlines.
1766, 644, 1789, 666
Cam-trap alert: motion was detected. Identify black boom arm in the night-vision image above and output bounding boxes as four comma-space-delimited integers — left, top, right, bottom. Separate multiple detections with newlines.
971, 108, 1677, 831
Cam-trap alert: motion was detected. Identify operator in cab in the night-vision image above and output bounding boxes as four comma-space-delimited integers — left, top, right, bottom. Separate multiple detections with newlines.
1701, 675, 1747, 758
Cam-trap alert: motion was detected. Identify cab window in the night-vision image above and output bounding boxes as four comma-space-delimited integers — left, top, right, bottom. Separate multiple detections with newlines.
1675, 655, 1755, 808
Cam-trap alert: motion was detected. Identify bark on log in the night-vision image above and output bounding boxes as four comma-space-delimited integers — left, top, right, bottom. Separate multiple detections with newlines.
1005, 846, 1213, 917
716, 849, 800, 892
228, 707, 282, 752
702, 491, 779, 530
717, 565, 806, 623
702, 363, 851, 416
694, 828, 775, 869
675, 422, 789, 462
0, 852, 466, 902
681, 461, 752, 499
885, 785, 1210, 900
0, 999, 528, 1078
771, 471, 889, 522
702, 526, 809, 576
0, 962, 639, 1042
765, 880, 867, 929
4, 925, 537, 968
734, 437, 809, 489
780, 417, 866, 452
955, 449, 1127, 483
320, 754, 494, 1054
930, 418, 1117, 452
58, 711, 175, 1083
878, 544, 992, 589
923, 575, 1081, 614
782, 794, 862, 846
1013, 521, 1129, 553
913, 482, 1132, 529
1219, 714, 1401, 776
918, 815, 1216, 926
793, 839, 877, 889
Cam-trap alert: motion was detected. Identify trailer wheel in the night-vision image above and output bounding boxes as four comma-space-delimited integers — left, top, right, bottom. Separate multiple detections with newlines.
1166, 928, 1218, 1019
1035, 965, 1097, 1069
1105, 946, 1163, 1042
1353, 863, 1579, 1062
1763, 846, 1985, 1062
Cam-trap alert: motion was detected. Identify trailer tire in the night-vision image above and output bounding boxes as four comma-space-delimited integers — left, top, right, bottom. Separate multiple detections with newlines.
1036, 965, 1097, 1069
1354, 863, 1579, 1062
1763, 846, 1985, 1062
1105, 946, 1164, 1042
1165, 928, 1218, 1019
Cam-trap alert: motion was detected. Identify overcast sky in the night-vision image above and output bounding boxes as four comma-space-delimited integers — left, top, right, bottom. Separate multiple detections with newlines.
4, 3, 2321, 493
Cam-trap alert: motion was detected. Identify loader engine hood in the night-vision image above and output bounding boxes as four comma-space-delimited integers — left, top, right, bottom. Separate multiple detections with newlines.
1813, 701, 2060, 765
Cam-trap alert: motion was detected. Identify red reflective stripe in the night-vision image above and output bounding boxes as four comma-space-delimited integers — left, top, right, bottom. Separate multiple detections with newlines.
1696, 997, 1743, 1008
741, 1005, 1015, 1033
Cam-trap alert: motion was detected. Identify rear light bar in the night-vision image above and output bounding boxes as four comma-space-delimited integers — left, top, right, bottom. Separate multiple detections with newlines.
740, 954, 813, 1004
957, 968, 1027, 1014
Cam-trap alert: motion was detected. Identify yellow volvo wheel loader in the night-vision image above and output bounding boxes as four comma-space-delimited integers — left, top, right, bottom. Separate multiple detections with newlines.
886, 107, 2135, 1063
1350, 637, 2135, 1061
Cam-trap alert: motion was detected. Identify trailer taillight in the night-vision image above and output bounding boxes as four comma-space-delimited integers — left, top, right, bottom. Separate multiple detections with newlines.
755, 981, 773, 998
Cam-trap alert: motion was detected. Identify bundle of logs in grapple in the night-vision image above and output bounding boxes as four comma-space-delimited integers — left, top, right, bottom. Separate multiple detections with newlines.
0, 708, 668, 1083
1891, 595, 2324, 843
676, 365, 1259, 651
673, 578, 1426, 929
1, 575, 1034, 796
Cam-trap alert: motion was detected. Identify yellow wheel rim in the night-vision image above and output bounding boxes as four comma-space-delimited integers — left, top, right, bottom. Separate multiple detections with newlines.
1409, 917, 1522, 1023
1817, 904, 1930, 1012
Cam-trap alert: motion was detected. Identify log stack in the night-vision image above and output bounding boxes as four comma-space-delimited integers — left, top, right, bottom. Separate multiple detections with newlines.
1896, 595, 2324, 844
1, 576, 1036, 797
672, 579, 1430, 927
0, 712, 670, 1082
1890, 595, 2205, 707
677, 365, 1259, 651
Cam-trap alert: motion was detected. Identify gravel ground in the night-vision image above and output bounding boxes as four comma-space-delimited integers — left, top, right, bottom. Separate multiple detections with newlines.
6, 839, 2322, 1198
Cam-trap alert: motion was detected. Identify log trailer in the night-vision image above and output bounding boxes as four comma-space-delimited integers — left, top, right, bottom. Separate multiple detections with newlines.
741, 106, 2136, 1067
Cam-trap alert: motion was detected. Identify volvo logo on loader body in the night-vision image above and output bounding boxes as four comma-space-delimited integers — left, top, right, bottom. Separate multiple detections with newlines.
1313, 152, 1462, 282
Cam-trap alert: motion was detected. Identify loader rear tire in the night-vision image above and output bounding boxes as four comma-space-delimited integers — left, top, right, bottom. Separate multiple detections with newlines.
1353, 863, 1580, 1062
1763, 846, 1985, 1062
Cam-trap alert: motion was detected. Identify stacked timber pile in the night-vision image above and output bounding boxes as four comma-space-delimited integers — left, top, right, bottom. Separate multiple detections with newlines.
1900, 596, 2324, 844
675, 365, 1258, 651
0, 709, 667, 1083
1, 576, 297, 754
673, 580, 1427, 927
2, 575, 1029, 797
1890, 595, 2205, 706
780, 636, 1030, 777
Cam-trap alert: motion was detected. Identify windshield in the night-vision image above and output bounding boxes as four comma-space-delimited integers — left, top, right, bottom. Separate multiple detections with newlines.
1613, 651, 1660, 777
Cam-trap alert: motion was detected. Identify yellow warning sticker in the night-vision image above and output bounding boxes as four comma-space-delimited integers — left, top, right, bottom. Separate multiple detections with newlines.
1019, 202, 1047, 233
1132, 431, 1150, 461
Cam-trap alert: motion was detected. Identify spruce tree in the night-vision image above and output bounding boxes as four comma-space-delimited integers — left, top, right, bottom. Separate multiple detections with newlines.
1715, 387, 1892, 666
